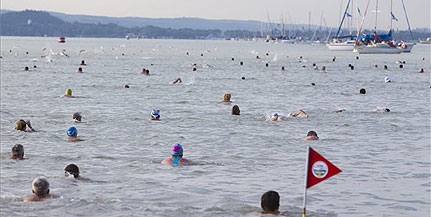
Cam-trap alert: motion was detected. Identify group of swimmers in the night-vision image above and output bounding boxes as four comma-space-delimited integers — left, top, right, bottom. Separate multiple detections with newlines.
220, 92, 319, 141
12, 88, 319, 204
10, 51, 401, 212
12, 111, 87, 201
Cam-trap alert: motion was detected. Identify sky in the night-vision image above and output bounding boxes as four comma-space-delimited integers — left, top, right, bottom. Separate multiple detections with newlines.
2, 0, 430, 30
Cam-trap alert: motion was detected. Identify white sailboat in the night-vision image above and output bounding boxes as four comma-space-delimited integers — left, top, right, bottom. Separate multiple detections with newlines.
353, 0, 402, 54
419, 38, 431, 44
354, 42, 402, 54
326, 0, 356, 51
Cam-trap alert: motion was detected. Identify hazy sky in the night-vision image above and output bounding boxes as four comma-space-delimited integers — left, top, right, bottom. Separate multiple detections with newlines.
2, 0, 430, 29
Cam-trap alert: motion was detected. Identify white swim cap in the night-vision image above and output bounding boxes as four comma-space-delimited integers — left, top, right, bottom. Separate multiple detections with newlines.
384, 76, 391, 83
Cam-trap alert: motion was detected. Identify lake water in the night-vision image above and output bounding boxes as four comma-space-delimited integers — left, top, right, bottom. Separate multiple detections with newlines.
1, 36, 430, 217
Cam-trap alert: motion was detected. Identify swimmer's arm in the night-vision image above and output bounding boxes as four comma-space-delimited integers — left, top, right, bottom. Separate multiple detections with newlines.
26, 120, 36, 132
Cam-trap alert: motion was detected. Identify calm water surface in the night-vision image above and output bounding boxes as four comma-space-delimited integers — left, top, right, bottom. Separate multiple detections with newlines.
1, 37, 430, 217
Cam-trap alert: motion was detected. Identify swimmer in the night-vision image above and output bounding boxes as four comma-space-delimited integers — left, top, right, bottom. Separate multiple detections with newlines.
23, 177, 51, 202
66, 126, 83, 142
419, 68, 424, 73
73, 112, 82, 123
335, 109, 346, 113
268, 113, 284, 121
10, 144, 25, 160
384, 76, 391, 83
171, 78, 182, 84
24, 66, 29, 71
63, 88, 74, 98
231, 105, 240, 115
150, 109, 160, 120
290, 109, 308, 118
304, 131, 319, 141
14, 119, 36, 132
261, 191, 280, 215
312, 63, 318, 70
77, 67, 83, 73
124, 84, 130, 88
280, 66, 285, 71
220, 92, 232, 103
161, 143, 191, 165
375, 107, 390, 113
64, 164, 81, 179
80, 60, 86, 66
359, 88, 366, 94
321, 66, 326, 72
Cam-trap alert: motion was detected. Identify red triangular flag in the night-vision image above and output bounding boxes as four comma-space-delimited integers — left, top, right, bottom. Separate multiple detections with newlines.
306, 147, 342, 189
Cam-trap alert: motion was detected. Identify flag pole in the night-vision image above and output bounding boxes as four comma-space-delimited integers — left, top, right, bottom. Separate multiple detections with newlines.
302, 145, 310, 217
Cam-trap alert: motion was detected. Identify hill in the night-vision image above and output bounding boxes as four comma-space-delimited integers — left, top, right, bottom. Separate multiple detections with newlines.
50, 12, 264, 32
1, 10, 429, 41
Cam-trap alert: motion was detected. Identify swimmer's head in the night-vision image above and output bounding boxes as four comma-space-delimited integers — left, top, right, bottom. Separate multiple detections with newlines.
359, 88, 366, 94
231, 105, 240, 115
151, 109, 160, 120
384, 76, 391, 83
307, 131, 318, 137
15, 119, 27, 131
271, 113, 279, 118
223, 92, 231, 101
385, 108, 390, 112
65, 88, 72, 96
261, 191, 280, 213
171, 143, 183, 157
64, 164, 80, 178
66, 126, 78, 137
73, 112, 82, 122
11, 144, 24, 159
32, 177, 50, 197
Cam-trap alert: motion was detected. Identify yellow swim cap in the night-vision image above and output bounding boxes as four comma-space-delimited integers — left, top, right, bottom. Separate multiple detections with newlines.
65, 88, 72, 95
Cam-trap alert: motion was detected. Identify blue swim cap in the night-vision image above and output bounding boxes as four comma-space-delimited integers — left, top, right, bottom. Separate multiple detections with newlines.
66, 126, 78, 137
151, 109, 160, 119
171, 143, 183, 156
271, 113, 279, 118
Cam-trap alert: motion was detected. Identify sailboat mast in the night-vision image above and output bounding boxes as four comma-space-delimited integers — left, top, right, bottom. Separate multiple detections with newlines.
355, 0, 372, 46
335, 0, 352, 38
401, 0, 414, 40
390, 0, 393, 30
374, 0, 378, 32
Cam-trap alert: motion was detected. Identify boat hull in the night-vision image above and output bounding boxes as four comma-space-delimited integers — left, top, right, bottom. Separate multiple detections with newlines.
398, 42, 416, 53
326, 42, 354, 51
354, 44, 402, 54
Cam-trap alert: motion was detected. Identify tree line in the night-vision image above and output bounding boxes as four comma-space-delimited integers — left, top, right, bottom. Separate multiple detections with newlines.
1, 10, 429, 41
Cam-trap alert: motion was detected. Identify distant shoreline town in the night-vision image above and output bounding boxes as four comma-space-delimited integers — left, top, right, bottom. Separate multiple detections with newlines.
1, 10, 430, 42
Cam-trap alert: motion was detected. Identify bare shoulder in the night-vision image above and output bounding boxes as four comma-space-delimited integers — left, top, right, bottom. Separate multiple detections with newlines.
23, 194, 51, 202
161, 157, 172, 164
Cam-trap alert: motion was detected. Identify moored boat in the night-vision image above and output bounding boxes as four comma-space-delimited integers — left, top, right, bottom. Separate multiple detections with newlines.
58, 36, 66, 43
326, 40, 355, 51
354, 42, 403, 54
419, 37, 431, 44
